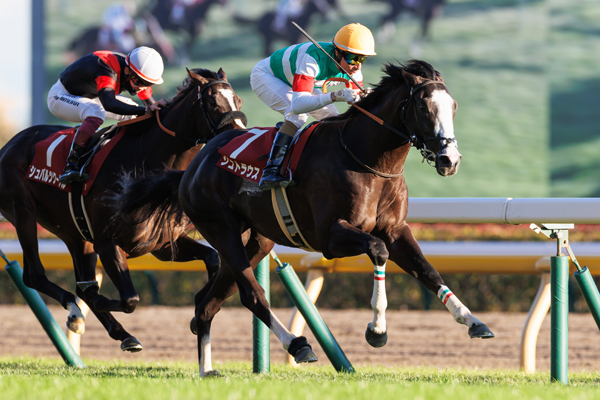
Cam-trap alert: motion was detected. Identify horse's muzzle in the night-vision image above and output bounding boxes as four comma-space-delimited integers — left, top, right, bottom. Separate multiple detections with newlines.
435, 149, 461, 177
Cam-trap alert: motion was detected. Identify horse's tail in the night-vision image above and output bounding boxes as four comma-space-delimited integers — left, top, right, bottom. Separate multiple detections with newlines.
111, 170, 186, 246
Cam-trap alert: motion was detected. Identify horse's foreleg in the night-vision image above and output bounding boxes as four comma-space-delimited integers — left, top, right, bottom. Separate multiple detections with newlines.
384, 223, 494, 339
69, 240, 141, 350
324, 220, 389, 347
94, 242, 139, 313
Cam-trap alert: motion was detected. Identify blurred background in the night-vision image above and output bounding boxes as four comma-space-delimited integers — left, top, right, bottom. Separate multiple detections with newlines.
0, 0, 598, 312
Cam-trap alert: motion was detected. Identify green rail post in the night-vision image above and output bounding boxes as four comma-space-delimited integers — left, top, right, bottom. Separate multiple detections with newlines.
550, 255, 568, 384
4, 258, 85, 368
253, 256, 270, 373
276, 262, 354, 373
574, 266, 600, 331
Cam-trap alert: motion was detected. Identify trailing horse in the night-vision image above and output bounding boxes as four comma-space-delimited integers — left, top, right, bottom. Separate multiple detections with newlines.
233, 0, 339, 57
0, 68, 246, 352
114, 60, 494, 375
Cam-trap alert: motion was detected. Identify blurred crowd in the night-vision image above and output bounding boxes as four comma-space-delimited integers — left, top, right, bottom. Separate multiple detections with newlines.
66, 0, 447, 64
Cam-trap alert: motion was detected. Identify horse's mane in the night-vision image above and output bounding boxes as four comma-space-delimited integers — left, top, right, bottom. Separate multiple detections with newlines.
325, 59, 438, 122
164, 68, 221, 108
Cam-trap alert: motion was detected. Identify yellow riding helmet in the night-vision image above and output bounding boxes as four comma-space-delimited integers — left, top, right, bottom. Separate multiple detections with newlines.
332, 23, 376, 56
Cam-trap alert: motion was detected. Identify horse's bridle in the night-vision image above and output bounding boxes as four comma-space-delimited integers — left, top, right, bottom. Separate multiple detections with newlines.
398, 80, 457, 165
192, 80, 247, 143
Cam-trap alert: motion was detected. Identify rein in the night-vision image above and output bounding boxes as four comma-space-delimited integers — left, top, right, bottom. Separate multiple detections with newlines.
117, 111, 177, 136
339, 118, 404, 178
336, 77, 451, 177
116, 79, 247, 146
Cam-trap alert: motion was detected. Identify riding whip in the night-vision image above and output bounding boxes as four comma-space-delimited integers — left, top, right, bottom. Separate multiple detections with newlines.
291, 21, 365, 93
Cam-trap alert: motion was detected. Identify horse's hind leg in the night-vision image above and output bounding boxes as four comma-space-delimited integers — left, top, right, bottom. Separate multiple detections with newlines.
192, 264, 240, 377
11, 206, 81, 316
384, 223, 495, 339
151, 233, 220, 279
324, 220, 391, 348
194, 223, 317, 367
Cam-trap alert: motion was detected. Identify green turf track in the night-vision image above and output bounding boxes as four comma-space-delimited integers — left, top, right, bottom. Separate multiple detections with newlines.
44, 0, 600, 198
1, 358, 599, 400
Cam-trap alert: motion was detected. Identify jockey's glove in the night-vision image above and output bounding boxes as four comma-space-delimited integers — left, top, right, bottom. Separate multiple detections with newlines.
331, 88, 359, 103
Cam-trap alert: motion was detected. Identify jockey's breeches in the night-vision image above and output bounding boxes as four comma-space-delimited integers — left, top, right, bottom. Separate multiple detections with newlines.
250, 59, 338, 129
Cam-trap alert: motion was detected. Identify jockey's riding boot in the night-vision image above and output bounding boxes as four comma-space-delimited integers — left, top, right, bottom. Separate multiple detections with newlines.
59, 143, 88, 185
259, 122, 298, 191
58, 117, 103, 185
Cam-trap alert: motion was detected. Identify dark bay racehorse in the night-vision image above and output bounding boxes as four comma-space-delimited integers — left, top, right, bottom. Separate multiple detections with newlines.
0, 68, 246, 352
114, 60, 494, 375
233, 0, 339, 57
375, 0, 446, 42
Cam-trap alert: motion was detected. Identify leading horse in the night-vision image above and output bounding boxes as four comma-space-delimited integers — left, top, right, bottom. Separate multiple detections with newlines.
0, 68, 246, 352
114, 60, 494, 375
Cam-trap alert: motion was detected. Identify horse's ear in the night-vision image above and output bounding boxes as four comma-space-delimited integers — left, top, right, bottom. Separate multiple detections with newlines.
434, 70, 445, 83
401, 69, 424, 88
187, 68, 209, 86
217, 68, 227, 81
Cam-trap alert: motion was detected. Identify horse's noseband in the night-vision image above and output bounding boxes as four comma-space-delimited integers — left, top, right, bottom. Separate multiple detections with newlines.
194, 80, 248, 140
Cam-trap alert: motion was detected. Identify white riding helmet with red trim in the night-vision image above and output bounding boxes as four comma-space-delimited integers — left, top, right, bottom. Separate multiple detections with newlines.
126, 46, 164, 85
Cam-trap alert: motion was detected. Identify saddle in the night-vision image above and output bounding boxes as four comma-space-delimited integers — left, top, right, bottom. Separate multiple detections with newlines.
216, 122, 319, 184
27, 124, 125, 195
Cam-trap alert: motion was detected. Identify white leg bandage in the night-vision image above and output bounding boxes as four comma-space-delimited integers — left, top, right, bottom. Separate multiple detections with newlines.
368, 264, 387, 334
199, 334, 213, 377
269, 311, 296, 350
438, 285, 483, 327
67, 302, 84, 321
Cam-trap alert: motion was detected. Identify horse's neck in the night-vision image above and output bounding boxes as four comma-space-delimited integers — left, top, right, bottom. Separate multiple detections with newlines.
346, 92, 411, 173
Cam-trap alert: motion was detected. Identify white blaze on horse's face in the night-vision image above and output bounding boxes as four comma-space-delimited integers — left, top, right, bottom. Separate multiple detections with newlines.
219, 88, 246, 129
431, 89, 461, 175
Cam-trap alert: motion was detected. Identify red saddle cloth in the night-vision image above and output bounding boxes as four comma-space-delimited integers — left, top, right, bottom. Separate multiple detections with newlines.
27, 127, 125, 195
216, 123, 318, 183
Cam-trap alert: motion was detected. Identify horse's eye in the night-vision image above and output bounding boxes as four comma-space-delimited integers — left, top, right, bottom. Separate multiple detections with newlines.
419, 103, 427, 111
208, 99, 216, 107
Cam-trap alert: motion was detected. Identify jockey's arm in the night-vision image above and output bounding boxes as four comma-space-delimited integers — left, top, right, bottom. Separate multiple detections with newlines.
291, 91, 334, 115
98, 87, 146, 116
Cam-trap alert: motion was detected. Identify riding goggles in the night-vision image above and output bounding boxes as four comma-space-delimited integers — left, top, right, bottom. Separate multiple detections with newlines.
130, 74, 153, 88
343, 52, 369, 65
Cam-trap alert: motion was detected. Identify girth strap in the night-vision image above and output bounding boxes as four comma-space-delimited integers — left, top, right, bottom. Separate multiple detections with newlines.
271, 187, 315, 252
68, 182, 94, 242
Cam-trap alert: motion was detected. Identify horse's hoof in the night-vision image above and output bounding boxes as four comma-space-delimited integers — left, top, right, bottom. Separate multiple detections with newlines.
469, 323, 495, 339
66, 316, 85, 335
294, 346, 318, 364
121, 336, 143, 352
201, 370, 222, 378
365, 327, 387, 348
190, 317, 197, 335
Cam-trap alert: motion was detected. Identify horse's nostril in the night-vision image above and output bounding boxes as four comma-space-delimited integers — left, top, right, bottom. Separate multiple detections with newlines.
437, 155, 452, 167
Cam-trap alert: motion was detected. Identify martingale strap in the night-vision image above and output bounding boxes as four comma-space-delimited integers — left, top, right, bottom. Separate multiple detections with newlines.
271, 187, 315, 252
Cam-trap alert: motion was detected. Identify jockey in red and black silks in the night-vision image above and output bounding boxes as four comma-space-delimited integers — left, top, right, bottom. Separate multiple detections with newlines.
47, 46, 166, 185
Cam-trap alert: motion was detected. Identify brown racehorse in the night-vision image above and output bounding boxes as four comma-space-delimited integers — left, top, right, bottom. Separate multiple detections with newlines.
114, 60, 494, 375
0, 68, 246, 352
